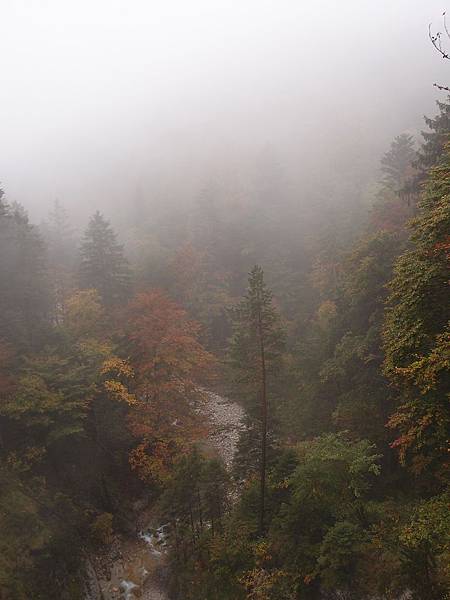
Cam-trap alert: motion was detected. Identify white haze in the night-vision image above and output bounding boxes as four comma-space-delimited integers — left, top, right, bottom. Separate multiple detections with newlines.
0, 0, 448, 224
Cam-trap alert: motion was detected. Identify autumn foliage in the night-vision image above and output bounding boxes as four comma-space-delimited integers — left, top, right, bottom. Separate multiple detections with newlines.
119, 290, 216, 482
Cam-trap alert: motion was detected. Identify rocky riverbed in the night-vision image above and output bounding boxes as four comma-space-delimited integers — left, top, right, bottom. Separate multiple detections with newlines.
84, 391, 244, 600
198, 389, 245, 469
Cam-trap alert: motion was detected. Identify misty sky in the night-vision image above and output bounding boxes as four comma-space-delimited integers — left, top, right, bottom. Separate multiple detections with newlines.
1, 0, 449, 221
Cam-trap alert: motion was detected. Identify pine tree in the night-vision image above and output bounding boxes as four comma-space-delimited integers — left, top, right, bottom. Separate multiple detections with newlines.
229, 265, 285, 534
42, 200, 76, 322
0, 184, 7, 216
380, 133, 417, 192
417, 98, 450, 169
0, 197, 50, 350
79, 211, 130, 305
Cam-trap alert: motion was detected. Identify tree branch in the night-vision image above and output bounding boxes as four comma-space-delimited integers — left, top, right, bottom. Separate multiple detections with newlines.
429, 22, 450, 59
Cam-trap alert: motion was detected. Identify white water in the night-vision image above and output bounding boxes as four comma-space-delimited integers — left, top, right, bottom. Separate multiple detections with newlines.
120, 580, 138, 600
84, 391, 244, 600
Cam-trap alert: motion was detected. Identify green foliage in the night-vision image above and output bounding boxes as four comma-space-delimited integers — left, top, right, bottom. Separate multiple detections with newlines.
1, 97, 449, 600
159, 449, 231, 598
317, 521, 367, 590
292, 433, 381, 500
79, 211, 131, 305
417, 97, 450, 169
0, 198, 51, 351
90, 512, 114, 545
229, 265, 285, 410
229, 266, 286, 532
381, 133, 417, 192
383, 147, 450, 475
229, 266, 285, 464
399, 492, 450, 598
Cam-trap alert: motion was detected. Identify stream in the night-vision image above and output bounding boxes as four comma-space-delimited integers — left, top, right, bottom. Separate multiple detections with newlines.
84, 390, 244, 600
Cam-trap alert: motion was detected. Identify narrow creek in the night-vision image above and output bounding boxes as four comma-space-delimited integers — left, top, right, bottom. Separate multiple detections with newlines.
85, 391, 244, 600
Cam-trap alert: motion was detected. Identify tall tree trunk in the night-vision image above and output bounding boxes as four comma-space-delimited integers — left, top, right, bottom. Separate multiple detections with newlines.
197, 487, 204, 532
257, 307, 267, 535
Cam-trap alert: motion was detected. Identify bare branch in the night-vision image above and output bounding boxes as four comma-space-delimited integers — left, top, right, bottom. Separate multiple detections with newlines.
429, 22, 450, 59
433, 83, 450, 92
443, 11, 450, 41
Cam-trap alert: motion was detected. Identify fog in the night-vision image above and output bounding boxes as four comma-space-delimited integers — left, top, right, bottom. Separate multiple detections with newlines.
0, 0, 448, 224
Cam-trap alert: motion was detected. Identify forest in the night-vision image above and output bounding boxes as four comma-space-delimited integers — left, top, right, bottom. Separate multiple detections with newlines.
0, 2, 449, 600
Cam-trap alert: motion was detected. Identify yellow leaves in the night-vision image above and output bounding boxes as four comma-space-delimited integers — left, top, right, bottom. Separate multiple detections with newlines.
101, 357, 136, 405
239, 565, 290, 600
103, 380, 136, 405
129, 440, 174, 484
101, 357, 134, 379
90, 512, 114, 545
65, 289, 104, 339
238, 541, 295, 599
254, 541, 272, 565
77, 338, 113, 365
6, 446, 47, 472
274, 477, 290, 490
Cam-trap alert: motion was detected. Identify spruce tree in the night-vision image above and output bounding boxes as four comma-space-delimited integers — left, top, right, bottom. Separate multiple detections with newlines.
417, 97, 450, 169
380, 133, 416, 192
42, 200, 76, 322
229, 265, 285, 534
79, 211, 130, 305
0, 195, 50, 350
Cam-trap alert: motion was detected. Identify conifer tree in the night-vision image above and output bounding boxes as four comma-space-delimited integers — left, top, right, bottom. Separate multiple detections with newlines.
79, 211, 130, 305
417, 97, 450, 169
229, 265, 285, 534
0, 195, 50, 350
42, 200, 76, 322
383, 144, 450, 477
380, 133, 416, 192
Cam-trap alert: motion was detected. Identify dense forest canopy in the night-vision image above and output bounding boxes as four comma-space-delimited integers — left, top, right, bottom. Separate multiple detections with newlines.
0, 2, 449, 600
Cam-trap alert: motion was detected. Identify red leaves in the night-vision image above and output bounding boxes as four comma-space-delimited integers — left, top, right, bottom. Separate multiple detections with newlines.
122, 289, 214, 385
119, 289, 215, 482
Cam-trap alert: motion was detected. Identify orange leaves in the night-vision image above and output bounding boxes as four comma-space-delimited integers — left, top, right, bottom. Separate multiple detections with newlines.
119, 289, 215, 482
433, 234, 450, 260
239, 541, 292, 599
129, 440, 174, 483
122, 289, 215, 392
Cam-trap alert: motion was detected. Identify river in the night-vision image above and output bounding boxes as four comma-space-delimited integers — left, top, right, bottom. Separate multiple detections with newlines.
84, 390, 244, 600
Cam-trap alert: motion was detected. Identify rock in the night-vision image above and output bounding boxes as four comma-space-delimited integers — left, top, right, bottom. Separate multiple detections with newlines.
198, 390, 245, 468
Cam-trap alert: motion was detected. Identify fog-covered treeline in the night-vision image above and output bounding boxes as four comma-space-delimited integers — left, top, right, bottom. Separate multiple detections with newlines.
0, 2, 449, 599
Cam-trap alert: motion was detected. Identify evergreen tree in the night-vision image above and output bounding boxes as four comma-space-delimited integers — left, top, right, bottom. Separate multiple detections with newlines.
79, 211, 130, 305
0, 184, 6, 215
42, 200, 76, 322
383, 144, 450, 478
380, 133, 417, 193
417, 97, 450, 169
229, 266, 285, 534
0, 195, 50, 350
46, 200, 75, 265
